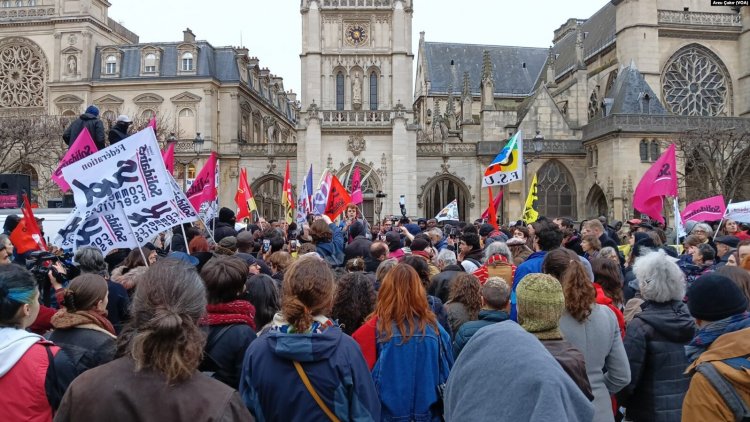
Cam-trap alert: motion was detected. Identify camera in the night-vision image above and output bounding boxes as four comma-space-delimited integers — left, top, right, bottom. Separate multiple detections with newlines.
289, 239, 299, 252
399, 195, 407, 217
27, 250, 69, 307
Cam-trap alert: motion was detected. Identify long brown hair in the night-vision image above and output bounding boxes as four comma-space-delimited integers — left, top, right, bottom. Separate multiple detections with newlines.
448, 273, 482, 320
281, 254, 335, 332
590, 258, 624, 307
542, 248, 596, 322
119, 259, 207, 384
374, 264, 437, 343
62, 274, 108, 312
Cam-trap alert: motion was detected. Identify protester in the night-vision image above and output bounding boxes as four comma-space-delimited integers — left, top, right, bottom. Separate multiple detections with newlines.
74, 246, 130, 333
452, 276, 509, 357
214, 236, 238, 256
599, 246, 620, 265
582, 219, 619, 250
310, 215, 345, 267
444, 273, 482, 335
402, 255, 452, 337
516, 273, 594, 401
591, 258, 626, 334
581, 234, 602, 260
353, 264, 452, 421
365, 241, 388, 273
478, 223, 507, 247
331, 271, 375, 335
428, 249, 463, 303
374, 258, 398, 291
267, 251, 291, 285
714, 235, 739, 269
0, 264, 63, 421
444, 321, 595, 421
110, 247, 151, 291
716, 266, 750, 311
689, 223, 713, 244
409, 236, 440, 277
107, 114, 131, 145
681, 243, 715, 285
243, 274, 279, 330
683, 274, 750, 421
506, 237, 532, 265
472, 240, 515, 285
55, 259, 252, 421
544, 248, 631, 422
240, 254, 380, 421
62, 105, 105, 150
457, 232, 483, 268
343, 220, 372, 263
555, 217, 585, 256
616, 250, 695, 422
199, 256, 257, 389
214, 208, 238, 242
385, 231, 405, 260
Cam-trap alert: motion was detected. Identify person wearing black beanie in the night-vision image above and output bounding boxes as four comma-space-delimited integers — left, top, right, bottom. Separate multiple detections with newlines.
682, 274, 750, 421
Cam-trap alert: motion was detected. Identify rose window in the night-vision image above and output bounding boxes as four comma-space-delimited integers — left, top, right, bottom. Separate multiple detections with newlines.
662, 45, 730, 117
0, 42, 46, 108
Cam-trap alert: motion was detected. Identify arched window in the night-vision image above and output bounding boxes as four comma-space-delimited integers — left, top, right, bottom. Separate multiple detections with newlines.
536, 160, 576, 219
339, 163, 381, 224
241, 115, 250, 142
662, 44, 732, 116
105, 55, 117, 74
421, 176, 470, 223
15, 0, 23, 6
181, 52, 194, 71
336, 72, 344, 111
640, 140, 649, 162
62, 110, 76, 117
369, 72, 378, 111
650, 140, 660, 162
253, 119, 261, 143
252, 177, 284, 221
144, 53, 157, 73
27, 0, 35, 5
178, 108, 195, 139
141, 109, 155, 121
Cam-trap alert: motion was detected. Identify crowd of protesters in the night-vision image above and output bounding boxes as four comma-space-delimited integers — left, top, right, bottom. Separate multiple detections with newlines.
1, 205, 750, 421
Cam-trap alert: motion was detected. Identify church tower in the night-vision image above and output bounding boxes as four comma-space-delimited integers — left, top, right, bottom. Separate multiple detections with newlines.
298, 0, 416, 221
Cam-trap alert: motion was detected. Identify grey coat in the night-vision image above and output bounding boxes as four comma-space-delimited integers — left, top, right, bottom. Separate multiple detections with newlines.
560, 304, 631, 422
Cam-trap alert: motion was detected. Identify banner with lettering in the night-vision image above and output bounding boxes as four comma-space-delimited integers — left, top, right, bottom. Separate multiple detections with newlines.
633, 143, 677, 224
680, 195, 726, 223
186, 152, 218, 211
725, 201, 750, 224
52, 127, 98, 192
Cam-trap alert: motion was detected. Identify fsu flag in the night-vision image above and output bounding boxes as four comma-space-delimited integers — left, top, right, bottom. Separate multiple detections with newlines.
186, 152, 218, 211
282, 161, 295, 224
235, 168, 258, 222
10, 194, 46, 254
350, 166, 363, 205
161, 142, 175, 175
325, 175, 351, 220
52, 127, 98, 192
482, 131, 523, 187
633, 144, 678, 224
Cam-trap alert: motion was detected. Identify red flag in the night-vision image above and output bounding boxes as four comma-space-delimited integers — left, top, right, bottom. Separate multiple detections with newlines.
486, 187, 499, 229
633, 144, 678, 224
161, 142, 175, 175
282, 161, 295, 224
235, 168, 258, 222
10, 194, 46, 254
186, 152, 218, 210
350, 166, 363, 205
325, 175, 352, 220
482, 188, 503, 220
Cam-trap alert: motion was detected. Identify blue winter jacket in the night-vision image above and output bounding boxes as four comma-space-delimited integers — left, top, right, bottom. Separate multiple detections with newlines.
316, 223, 346, 267
373, 322, 453, 421
510, 251, 547, 321
240, 324, 380, 421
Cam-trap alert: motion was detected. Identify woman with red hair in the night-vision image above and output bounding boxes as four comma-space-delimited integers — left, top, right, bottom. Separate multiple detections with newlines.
353, 264, 453, 421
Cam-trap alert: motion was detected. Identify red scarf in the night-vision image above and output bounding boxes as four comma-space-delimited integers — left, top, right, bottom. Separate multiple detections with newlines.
203, 300, 256, 330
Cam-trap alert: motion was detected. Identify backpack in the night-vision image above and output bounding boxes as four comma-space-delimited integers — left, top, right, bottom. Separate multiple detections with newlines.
199, 324, 235, 379
695, 356, 750, 422
486, 260, 515, 287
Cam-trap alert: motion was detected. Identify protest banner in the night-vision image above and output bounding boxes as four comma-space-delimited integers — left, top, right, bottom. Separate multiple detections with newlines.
52, 127, 98, 192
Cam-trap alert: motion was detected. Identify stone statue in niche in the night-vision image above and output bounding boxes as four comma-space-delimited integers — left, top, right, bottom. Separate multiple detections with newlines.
352, 71, 362, 109
67, 55, 77, 75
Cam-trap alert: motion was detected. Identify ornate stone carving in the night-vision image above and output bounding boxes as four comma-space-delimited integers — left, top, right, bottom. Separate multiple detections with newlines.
662, 44, 731, 116
379, 153, 387, 178
606, 177, 615, 221
352, 71, 362, 109
327, 153, 333, 171
657, 9, 742, 27
347, 133, 366, 156
68, 34, 77, 46
0, 38, 47, 108
265, 158, 277, 175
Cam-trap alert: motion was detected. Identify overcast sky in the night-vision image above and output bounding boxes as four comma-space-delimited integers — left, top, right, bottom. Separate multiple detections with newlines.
109, 0, 606, 100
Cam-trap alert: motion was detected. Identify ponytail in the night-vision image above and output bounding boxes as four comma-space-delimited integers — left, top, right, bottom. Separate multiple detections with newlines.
543, 248, 596, 322
281, 254, 334, 333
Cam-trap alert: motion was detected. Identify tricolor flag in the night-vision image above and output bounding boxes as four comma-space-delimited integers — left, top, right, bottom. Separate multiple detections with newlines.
482, 131, 523, 187
296, 165, 314, 225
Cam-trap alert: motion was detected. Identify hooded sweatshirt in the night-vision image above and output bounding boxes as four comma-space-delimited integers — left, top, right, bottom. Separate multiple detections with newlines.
0, 327, 56, 422
240, 315, 380, 421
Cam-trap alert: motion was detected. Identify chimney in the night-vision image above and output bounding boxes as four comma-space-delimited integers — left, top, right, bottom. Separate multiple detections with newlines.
248, 56, 259, 68
287, 90, 297, 103
236, 46, 249, 58
183, 28, 196, 43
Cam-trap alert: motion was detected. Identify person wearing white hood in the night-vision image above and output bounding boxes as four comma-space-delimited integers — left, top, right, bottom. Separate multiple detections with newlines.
0, 264, 60, 421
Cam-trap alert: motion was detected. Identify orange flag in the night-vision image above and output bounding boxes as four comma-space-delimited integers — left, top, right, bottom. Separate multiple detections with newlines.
235, 168, 258, 222
486, 187, 499, 229
10, 194, 46, 254
325, 175, 351, 220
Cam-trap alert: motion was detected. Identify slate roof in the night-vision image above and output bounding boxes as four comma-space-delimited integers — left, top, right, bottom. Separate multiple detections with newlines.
607, 62, 667, 115
551, 2, 616, 79
422, 42, 548, 97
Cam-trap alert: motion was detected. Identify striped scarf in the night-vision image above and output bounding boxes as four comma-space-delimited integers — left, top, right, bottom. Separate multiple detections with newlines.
685, 312, 750, 363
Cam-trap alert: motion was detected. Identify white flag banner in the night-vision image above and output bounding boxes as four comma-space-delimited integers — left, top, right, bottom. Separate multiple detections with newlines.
725, 200, 750, 224
673, 198, 687, 240
55, 128, 199, 254
435, 199, 459, 222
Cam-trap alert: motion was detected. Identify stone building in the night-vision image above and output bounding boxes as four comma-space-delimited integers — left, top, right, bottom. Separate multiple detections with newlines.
0, 0, 298, 216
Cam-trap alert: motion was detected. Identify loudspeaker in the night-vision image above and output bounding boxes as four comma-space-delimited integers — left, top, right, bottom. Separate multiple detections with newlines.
0, 174, 31, 208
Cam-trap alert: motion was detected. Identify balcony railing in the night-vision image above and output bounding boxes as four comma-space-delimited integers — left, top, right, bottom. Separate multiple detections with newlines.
417, 142, 477, 157
582, 114, 750, 141
657, 9, 742, 27
0, 6, 55, 19
314, 109, 397, 127
238, 142, 297, 157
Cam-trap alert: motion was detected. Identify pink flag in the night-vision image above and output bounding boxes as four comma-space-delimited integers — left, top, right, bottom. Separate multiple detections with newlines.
186, 152, 218, 210
51, 127, 98, 192
147, 117, 157, 132
681, 195, 726, 222
161, 142, 175, 175
350, 166, 363, 205
482, 188, 503, 219
633, 144, 678, 224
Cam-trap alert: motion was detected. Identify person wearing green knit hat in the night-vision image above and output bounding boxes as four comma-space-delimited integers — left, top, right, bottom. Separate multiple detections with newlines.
516, 273, 593, 401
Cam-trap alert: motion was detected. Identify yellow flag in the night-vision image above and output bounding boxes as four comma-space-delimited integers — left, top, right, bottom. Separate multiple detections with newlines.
522, 173, 539, 223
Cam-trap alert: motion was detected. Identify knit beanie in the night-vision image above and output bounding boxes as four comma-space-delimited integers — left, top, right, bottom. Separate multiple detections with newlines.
686, 274, 749, 322
85, 105, 99, 117
215, 236, 238, 255
218, 207, 236, 223
516, 273, 565, 340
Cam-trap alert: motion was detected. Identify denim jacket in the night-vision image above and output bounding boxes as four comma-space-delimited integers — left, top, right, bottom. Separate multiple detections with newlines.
373, 322, 453, 421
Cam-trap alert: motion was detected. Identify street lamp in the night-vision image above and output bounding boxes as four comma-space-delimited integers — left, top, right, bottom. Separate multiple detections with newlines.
521, 130, 545, 221
175, 132, 205, 192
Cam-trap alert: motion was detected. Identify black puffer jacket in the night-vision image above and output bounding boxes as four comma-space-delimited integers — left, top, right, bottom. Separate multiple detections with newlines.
213, 221, 237, 243
344, 236, 372, 263
428, 265, 463, 304
616, 300, 696, 422
200, 323, 257, 389
62, 113, 106, 150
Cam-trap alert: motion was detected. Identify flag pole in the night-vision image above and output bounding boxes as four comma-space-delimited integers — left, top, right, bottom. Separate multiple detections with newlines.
122, 213, 149, 268
713, 199, 733, 241
181, 223, 191, 254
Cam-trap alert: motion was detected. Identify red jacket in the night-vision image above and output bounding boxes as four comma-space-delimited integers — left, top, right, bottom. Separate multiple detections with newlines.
594, 283, 625, 338
0, 339, 59, 422
352, 317, 378, 370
